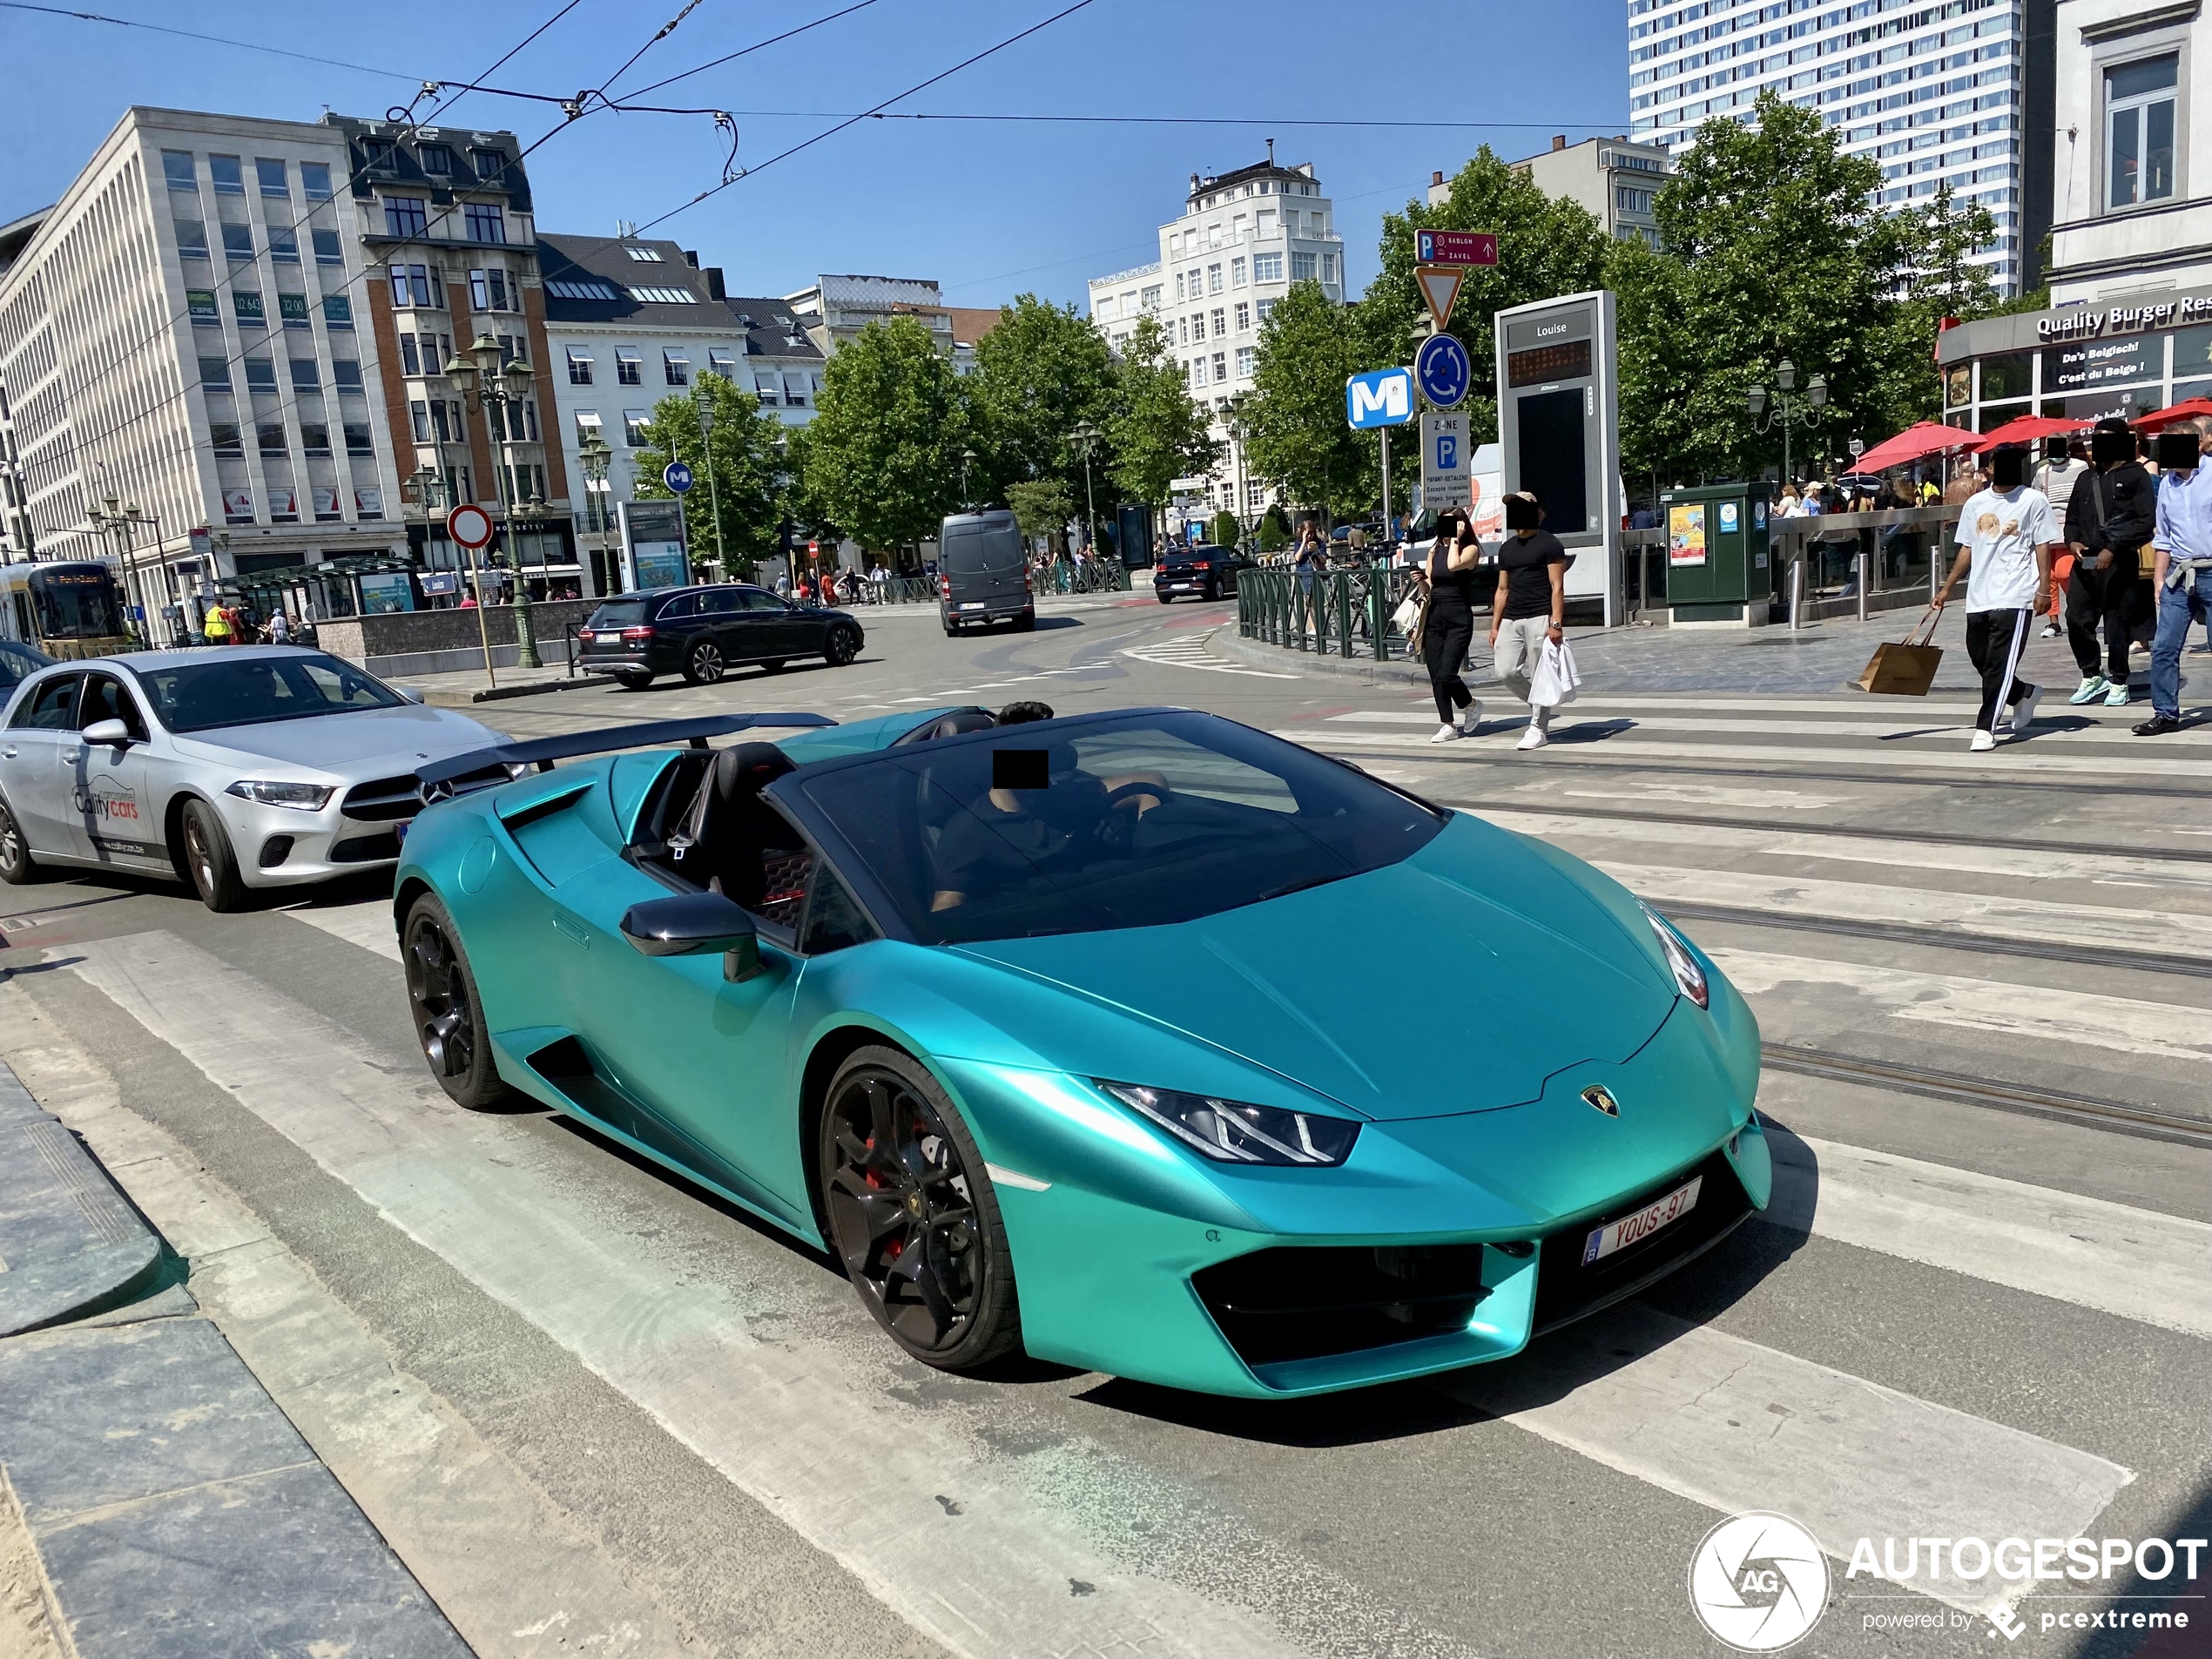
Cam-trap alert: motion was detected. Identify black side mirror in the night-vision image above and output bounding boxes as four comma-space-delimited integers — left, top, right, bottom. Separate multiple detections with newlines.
619, 891, 763, 981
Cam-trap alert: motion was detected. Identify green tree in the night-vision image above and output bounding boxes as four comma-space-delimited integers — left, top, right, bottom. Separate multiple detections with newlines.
968, 294, 1116, 501
1869, 183, 2006, 429
630, 373, 789, 577
1244, 280, 1374, 521
1106, 313, 1217, 510
1004, 478, 1072, 543
1366, 148, 1611, 444
803, 317, 969, 552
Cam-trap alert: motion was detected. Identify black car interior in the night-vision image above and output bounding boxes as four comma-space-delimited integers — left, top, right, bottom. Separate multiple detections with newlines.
631, 743, 813, 930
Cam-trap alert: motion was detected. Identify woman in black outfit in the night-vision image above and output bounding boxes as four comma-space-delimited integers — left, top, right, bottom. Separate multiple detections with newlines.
1413, 508, 1485, 742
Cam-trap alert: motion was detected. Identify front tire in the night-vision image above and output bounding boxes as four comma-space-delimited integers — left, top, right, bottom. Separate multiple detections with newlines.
180, 799, 249, 912
402, 894, 509, 1109
683, 639, 726, 685
0, 798, 38, 885
824, 624, 860, 667
819, 1045, 1021, 1372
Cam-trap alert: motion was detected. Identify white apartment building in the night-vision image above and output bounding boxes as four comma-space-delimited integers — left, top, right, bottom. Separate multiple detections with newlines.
1629, 0, 2056, 293
539, 233, 823, 592
1089, 152, 1346, 516
0, 107, 406, 608
1432, 135, 1674, 246
785, 274, 968, 366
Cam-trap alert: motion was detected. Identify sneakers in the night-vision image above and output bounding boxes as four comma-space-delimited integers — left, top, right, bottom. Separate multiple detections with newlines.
1517, 725, 1550, 751
2131, 639, 2151, 656
2104, 683, 2133, 706
1456, 699, 1484, 737
1429, 722, 1461, 744
2040, 623, 2062, 638
2134, 713, 2183, 736
2069, 676, 2111, 705
1970, 730, 1997, 752
2010, 685, 2042, 733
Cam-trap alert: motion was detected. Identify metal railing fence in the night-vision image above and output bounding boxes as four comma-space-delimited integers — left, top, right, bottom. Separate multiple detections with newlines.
1237, 565, 1423, 660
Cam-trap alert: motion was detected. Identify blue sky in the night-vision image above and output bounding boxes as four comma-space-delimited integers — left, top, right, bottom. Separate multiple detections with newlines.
3, 0, 1629, 308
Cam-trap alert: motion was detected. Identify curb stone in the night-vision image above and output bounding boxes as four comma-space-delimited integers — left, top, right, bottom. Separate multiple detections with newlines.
0, 1069, 160, 1338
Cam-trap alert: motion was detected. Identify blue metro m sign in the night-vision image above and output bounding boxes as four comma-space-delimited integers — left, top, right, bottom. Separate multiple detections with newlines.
1345, 367, 1416, 429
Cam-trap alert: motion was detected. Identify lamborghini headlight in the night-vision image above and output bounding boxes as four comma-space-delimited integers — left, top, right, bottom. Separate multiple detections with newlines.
1097, 1081, 1360, 1167
225, 779, 334, 811
1640, 902, 1710, 1009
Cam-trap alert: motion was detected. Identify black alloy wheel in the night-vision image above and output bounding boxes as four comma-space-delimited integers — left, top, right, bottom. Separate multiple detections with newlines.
684, 638, 726, 685
402, 895, 508, 1109
0, 799, 36, 885
819, 1047, 1020, 1370
824, 624, 859, 667
1204, 579, 1221, 602
179, 799, 249, 912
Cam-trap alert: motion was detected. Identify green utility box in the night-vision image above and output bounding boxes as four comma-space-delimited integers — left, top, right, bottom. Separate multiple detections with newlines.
1659, 482, 1774, 627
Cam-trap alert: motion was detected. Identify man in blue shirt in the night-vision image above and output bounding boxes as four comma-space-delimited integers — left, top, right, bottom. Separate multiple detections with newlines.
2135, 420, 2212, 736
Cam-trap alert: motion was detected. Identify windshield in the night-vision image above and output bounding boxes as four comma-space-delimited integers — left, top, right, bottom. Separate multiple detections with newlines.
138, 652, 408, 732
945, 524, 1022, 575
29, 568, 124, 639
586, 600, 651, 628
0, 640, 54, 690
793, 711, 1444, 945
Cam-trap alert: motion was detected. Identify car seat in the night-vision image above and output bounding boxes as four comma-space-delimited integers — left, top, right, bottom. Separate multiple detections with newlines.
667, 742, 807, 912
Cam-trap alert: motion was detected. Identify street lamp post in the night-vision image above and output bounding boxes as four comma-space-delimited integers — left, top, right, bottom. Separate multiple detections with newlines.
692, 385, 728, 581
577, 434, 614, 596
88, 491, 161, 647
1746, 356, 1830, 491
1225, 395, 1255, 555
959, 448, 978, 510
1069, 421, 1102, 556
445, 333, 543, 669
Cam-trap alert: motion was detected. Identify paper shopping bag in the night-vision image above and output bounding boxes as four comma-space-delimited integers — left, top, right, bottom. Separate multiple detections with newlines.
1858, 607, 1943, 696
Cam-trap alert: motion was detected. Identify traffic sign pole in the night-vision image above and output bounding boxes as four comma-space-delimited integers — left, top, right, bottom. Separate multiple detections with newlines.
446, 503, 501, 687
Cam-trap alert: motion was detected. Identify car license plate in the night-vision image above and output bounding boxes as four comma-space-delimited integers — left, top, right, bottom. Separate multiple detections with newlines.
1169, 582, 1193, 590
960, 602, 985, 610
1582, 1176, 1702, 1265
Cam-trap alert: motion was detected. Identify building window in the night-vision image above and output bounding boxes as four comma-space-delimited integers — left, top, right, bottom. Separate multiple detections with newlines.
210, 154, 244, 193
1212, 352, 1226, 383
627, 285, 698, 304
1257, 298, 1278, 321
312, 228, 342, 265
301, 162, 333, 200
755, 376, 779, 406
470, 149, 504, 181
258, 421, 287, 454
332, 360, 364, 392
162, 151, 197, 192
384, 196, 428, 237
1617, 185, 1655, 214
784, 376, 806, 407
1234, 301, 1250, 332
616, 348, 642, 385
278, 293, 310, 327
624, 409, 651, 446
1174, 273, 1185, 300
1321, 253, 1337, 285
199, 355, 232, 389
255, 158, 288, 198
233, 291, 265, 326
1231, 257, 1247, 287
1253, 252, 1284, 282
664, 350, 690, 386
469, 268, 511, 311
418, 144, 453, 176
268, 223, 299, 263
1211, 307, 1225, 337
186, 289, 219, 323
344, 422, 374, 456
1291, 253, 1318, 282
463, 203, 506, 243
175, 219, 209, 260
1141, 282, 1161, 308
544, 279, 620, 300
707, 347, 736, 378
567, 346, 594, 384
210, 421, 242, 455
624, 244, 664, 261
410, 400, 431, 442
301, 422, 331, 455
363, 139, 396, 171
323, 294, 353, 329
575, 411, 602, 448
429, 401, 452, 442
222, 222, 254, 260
288, 356, 318, 390
390, 264, 435, 307
1192, 356, 1208, 388
2107, 55, 2178, 209
1208, 263, 1224, 293
1236, 346, 1254, 379
400, 334, 421, 375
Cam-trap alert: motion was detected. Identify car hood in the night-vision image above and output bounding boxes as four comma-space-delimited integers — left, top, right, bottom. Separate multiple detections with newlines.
170, 704, 499, 776
951, 814, 1678, 1120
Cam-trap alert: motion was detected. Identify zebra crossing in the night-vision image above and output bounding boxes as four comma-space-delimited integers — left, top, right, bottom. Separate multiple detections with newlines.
1118, 633, 1298, 677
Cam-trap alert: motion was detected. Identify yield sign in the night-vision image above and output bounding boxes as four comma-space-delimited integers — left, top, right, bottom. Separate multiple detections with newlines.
1415, 265, 1466, 331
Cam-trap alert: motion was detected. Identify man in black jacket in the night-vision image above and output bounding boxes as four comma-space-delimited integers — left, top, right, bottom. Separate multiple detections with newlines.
2063, 417, 2156, 705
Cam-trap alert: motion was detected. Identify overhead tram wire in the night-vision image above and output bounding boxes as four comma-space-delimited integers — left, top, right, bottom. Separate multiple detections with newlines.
427, 0, 589, 127
610, 0, 885, 102
676, 108, 1632, 132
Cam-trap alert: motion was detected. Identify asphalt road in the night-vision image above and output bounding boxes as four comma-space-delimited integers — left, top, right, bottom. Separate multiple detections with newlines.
3, 595, 2207, 1659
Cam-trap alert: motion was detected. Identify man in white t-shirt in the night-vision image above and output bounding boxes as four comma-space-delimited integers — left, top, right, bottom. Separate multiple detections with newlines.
1933, 444, 2060, 751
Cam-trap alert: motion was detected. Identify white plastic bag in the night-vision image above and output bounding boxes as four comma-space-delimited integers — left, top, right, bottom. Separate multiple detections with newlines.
1527, 637, 1582, 710
1390, 594, 1423, 635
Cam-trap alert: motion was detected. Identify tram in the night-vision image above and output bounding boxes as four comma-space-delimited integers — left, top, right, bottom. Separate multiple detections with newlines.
0, 561, 133, 658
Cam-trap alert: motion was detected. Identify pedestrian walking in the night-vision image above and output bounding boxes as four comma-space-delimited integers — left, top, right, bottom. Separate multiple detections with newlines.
1488, 492, 1569, 751
266, 608, 293, 645
1932, 444, 2056, 751
1408, 507, 1484, 742
201, 601, 232, 645
2134, 421, 2212, 736
2061, 417, 2154, 706
1777, 484, 1804, 518
2036, 437, 2092, 637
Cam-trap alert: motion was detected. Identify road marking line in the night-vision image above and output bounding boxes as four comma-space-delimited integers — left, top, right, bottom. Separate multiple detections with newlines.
1291, 728, 2212, 777
282, 900, 400, 961
1708, 947, 2212, 1067
1449, 1304, 2129, 1617
1330, 695, 2155, 724
60, 931, 1300, 1659
1768, 1128, 2212, 1341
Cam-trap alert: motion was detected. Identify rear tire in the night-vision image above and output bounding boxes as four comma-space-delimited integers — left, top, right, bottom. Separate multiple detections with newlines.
402, 894, 509, 1109
683, 639, 726, 686
824, 624, 860, 667
616, 672, 653, 691
0, 798, 37, 885
818, 1045, 1021, 1372
758, 658, 786, 674
1016, 614, 1036, 632
180, 799, 249, 913
1157, 594, 1172, 604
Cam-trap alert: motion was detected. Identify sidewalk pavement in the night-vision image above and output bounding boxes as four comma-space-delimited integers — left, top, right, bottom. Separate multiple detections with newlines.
1218, 605, 2202, 699
0, 1062, 469, 1658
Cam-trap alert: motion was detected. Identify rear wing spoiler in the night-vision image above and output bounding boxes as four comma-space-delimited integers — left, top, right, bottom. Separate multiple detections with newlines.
416, 712, 836, 796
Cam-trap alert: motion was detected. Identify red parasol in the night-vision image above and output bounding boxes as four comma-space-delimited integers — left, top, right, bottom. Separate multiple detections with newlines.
2131, 396, 2212, 431
1973, 414, 2090, 453
1852, 421, 1981, 472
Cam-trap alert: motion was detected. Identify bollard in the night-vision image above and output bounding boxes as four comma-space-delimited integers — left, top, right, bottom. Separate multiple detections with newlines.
1788, 554, 1804, 631
1856, 548, 1868, 623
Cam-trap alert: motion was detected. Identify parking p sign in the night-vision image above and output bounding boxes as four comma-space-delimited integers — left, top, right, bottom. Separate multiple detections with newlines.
1420, 411, 1470, 512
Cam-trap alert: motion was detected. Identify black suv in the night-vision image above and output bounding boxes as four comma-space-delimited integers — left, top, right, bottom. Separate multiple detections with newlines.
1154, 543, 1250, 603
577, 583, 863, 689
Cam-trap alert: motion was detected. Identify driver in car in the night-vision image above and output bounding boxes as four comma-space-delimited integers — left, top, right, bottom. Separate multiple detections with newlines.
929, 745, 1169, 911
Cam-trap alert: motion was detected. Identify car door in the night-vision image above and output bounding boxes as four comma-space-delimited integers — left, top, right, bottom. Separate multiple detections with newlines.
65, 672, 162, 867
694, 586, 753, 660
744, 586, 810, 658
1, 671, 84, 859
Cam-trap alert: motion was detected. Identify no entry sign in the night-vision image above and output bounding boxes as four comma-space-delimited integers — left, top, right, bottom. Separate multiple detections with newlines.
447, 503, 494, 550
